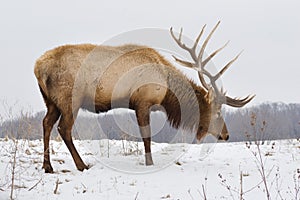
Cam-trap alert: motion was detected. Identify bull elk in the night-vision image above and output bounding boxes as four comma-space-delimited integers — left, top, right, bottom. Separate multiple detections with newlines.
34, 21, 254, 173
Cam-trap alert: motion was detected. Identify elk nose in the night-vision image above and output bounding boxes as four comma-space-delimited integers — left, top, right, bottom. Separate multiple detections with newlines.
225, 135, 229, 141
218, 134, 229, 141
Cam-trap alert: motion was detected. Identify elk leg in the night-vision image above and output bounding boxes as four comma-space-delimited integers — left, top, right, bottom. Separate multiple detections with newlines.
135, 106, 153, 165
57, 113, 88, 171
42, 103, 60, 173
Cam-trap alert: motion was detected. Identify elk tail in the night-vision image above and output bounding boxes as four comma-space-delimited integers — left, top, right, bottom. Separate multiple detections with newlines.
34, 62, 49, 100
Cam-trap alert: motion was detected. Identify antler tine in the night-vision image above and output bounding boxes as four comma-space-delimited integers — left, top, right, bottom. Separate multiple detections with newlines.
178, 28, 183, 41
202, 41, 229, 67
172, 55, 194, 68
192, 24, 206, 51
198, 21, 221, 67
170, 27, 188, 51
213, 50, 243, 82
226, 94, 256, 107
170, 27, 184, 49
170, 27, 198, 62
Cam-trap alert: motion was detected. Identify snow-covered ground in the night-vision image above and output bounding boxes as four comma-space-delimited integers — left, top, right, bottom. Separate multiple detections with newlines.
0, 138, 299, 200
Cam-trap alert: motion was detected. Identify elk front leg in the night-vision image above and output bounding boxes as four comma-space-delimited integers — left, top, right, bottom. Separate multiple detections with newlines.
135, 106, 153, 166
42, 103, 60, 173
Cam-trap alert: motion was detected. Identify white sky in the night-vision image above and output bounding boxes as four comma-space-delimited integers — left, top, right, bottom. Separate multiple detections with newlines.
0, 0, 299, 115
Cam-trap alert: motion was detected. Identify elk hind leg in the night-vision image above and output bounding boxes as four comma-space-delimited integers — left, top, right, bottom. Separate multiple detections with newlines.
42, 102, 61, 173
57, 112, 88, 171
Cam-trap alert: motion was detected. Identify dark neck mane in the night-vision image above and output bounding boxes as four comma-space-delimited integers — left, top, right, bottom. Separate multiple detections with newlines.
161, 70, 207, 132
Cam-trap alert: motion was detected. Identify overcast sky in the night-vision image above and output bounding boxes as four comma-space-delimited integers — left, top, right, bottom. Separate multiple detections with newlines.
0, 0, 299, 115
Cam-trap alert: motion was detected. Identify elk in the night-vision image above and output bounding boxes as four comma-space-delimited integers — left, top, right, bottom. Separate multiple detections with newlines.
34, 21, 254, 173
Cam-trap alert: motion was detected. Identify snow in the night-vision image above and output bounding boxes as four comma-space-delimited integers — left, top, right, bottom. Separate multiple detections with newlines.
0, 138, 299, 200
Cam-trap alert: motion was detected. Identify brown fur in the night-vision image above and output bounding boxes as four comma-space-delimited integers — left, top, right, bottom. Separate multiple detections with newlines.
34, 44, 226, 173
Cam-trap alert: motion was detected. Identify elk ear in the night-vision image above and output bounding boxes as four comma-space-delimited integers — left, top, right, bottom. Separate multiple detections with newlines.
205, 87, 215, 104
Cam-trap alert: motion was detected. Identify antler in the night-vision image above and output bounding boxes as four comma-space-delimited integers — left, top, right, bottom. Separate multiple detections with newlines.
170, 21, 255, 107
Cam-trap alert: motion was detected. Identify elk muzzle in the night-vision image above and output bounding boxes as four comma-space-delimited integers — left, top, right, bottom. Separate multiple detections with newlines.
218, 133, 229, 141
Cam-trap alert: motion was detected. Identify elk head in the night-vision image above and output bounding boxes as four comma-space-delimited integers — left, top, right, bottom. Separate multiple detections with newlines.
170, 21, 255, 141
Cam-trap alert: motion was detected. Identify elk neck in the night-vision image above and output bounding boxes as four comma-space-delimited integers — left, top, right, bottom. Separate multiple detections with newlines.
160, 70, 209, 132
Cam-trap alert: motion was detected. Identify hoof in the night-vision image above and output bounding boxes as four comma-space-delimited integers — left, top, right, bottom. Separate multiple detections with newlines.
146, 161, 154, 166
145, 153, 154, 166
43, 163, 54, 173
77, 164, 89, 172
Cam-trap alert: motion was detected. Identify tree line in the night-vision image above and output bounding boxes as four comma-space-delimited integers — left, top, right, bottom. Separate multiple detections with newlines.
0, 102, 299, 143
